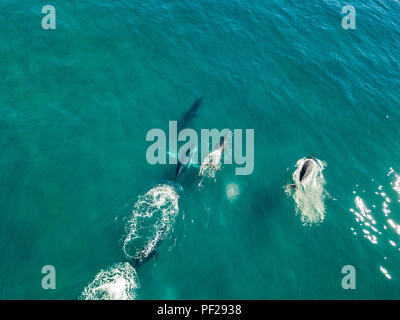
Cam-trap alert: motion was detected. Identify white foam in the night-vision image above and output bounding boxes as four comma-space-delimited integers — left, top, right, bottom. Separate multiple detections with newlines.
80, 262, 140, 300
123, 184, 180, 261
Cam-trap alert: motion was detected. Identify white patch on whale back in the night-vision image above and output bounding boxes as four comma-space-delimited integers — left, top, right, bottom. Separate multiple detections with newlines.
286, 157, 328, 225
199, 148, 223, 179
80, 262, 140, 300
198, 134, 232, 186
122, 184, 180, 261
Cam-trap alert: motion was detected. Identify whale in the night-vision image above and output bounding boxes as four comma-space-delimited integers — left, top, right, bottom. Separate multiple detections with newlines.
133, 224, 168, 268
215, 136, 227, 152
131, 98, 204, 268
178, 97, 204, 131
299, 156, 317, 183
285, 156, 328, 224
288, 156, 318, 189
174, 144, 197, 181
127, 182, 181, 269
197, 134, 231, 186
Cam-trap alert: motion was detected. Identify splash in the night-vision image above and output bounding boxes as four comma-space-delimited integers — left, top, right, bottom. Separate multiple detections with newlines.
123, 184, 180, 264
80, 262, 140, 300
285, 157, 328, 225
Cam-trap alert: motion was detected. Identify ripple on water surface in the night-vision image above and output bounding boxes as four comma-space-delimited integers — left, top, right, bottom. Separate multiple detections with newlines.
349, 168, 400, 280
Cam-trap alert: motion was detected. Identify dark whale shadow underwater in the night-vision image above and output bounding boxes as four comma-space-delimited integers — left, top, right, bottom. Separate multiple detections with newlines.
178, 96, 204, 132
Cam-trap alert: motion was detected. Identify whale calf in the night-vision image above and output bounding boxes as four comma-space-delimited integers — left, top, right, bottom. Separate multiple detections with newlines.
198, 134, 232, 185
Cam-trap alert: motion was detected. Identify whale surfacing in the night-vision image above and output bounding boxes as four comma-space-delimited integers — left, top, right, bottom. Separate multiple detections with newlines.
285, 156, 328, 225
299, 157, 317, 183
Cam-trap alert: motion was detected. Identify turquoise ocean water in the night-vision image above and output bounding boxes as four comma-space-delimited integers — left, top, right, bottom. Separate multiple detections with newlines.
1, 0, 400, 299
